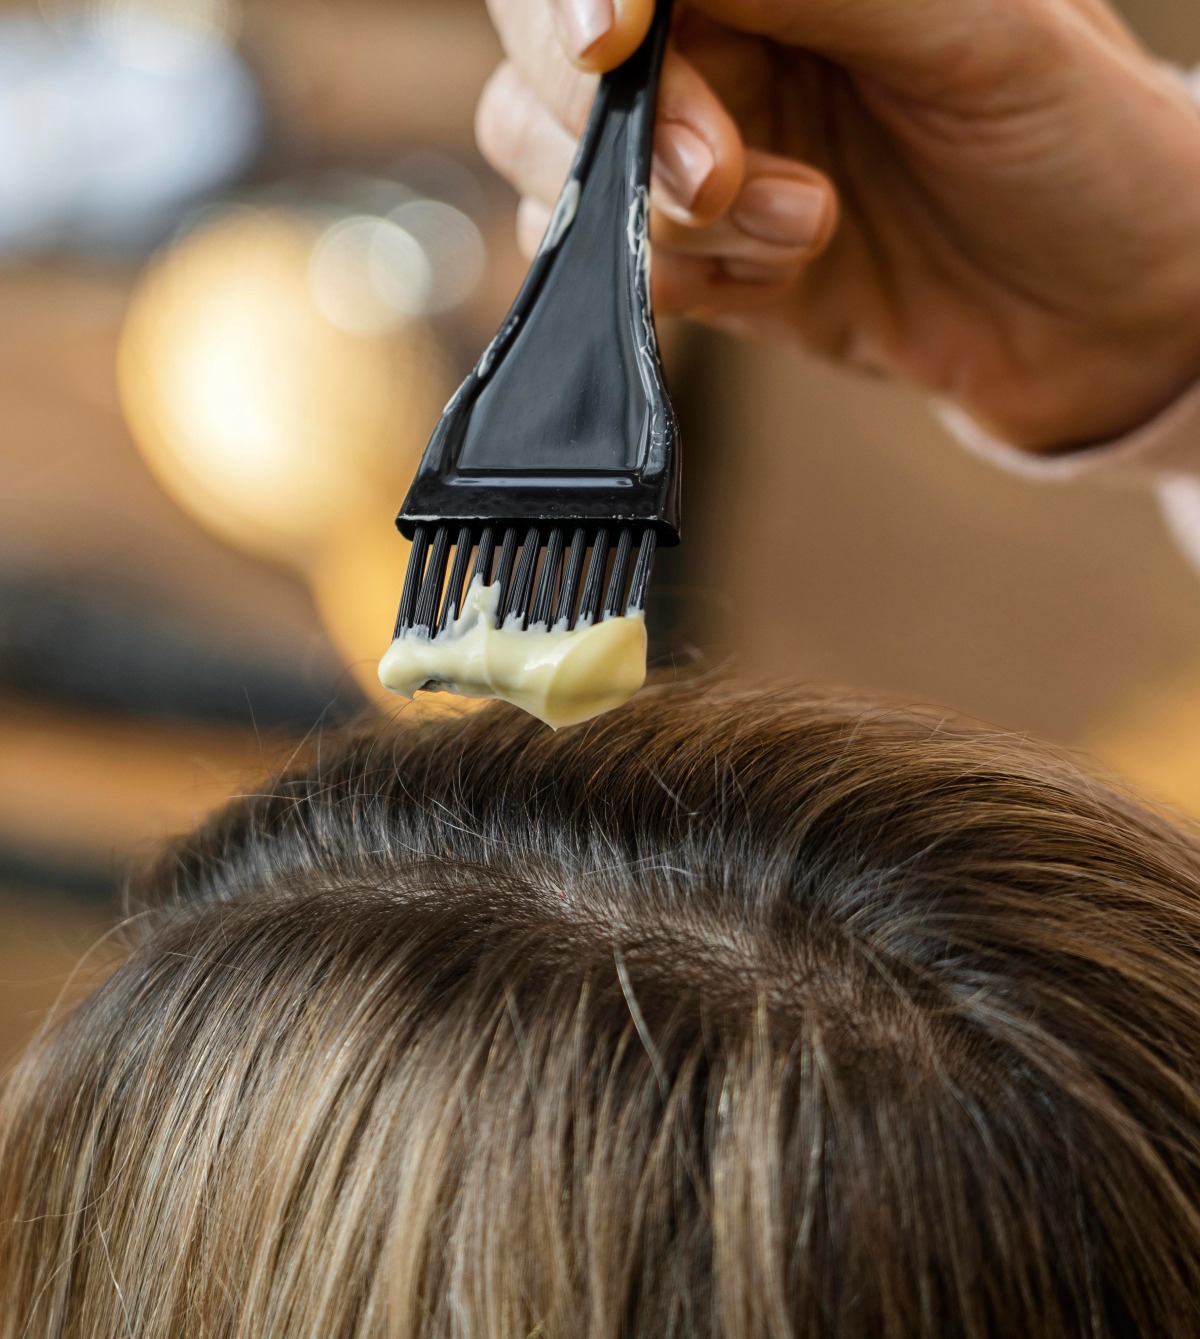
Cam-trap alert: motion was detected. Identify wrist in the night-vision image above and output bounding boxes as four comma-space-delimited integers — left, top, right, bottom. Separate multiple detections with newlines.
995, 69, 1200, 454
1008, 332, 1200, 455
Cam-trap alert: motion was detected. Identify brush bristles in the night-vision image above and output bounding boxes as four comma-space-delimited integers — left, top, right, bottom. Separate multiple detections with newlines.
393, 523, 658, 637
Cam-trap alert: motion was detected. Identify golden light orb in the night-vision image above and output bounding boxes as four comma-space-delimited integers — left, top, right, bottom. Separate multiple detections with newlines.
118, 206, 450, 686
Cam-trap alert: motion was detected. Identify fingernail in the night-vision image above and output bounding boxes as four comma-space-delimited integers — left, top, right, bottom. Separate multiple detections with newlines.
731, 177, 828, 248
652, 122, 715, 213
720, 258, 793, 286
557, 0, 614, 59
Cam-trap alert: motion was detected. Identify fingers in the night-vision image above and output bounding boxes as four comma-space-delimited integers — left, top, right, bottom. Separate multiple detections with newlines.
548, 0, 655, 70
512, 148, 839, 330
650, 152, 838, 312
650, 249, 811, 326
654, 152, 836, 256
513, 201, 808, 313
652, 56, 743, 224
487, 0, 744, 218
485, 0, 598, 135
478, 54, 744, 227
477, 64, 578, 207
479, 2, 837, 315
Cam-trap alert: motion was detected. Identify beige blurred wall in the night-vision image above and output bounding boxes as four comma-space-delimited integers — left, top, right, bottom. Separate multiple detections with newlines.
686, 338, 1200, 741
1119, 0, 1200, 62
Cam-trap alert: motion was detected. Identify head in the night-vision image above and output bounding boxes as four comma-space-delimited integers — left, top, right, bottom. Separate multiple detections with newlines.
4, 681, 1200, 1338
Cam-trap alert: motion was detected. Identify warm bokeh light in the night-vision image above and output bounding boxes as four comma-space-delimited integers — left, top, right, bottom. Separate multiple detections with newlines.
118, 207, 451, 683
1087, 665, 1200, 817
309, 214, 434, 333
389, 199, 486, 314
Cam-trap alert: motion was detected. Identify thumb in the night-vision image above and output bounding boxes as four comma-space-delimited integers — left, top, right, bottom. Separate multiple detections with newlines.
551, 0, 656, 71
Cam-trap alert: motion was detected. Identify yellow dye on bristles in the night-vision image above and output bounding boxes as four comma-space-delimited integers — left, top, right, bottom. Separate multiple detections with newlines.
377, 577, 647, 729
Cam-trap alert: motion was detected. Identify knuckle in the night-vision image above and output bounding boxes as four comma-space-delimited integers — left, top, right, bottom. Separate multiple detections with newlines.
474, 64, 527, 171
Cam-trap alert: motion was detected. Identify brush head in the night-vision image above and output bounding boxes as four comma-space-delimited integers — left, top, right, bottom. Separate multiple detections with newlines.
380, 521, 652, 727
393, 521, 656, 638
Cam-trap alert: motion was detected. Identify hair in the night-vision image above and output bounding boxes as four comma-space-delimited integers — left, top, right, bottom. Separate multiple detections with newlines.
4, 681, 1200, 1337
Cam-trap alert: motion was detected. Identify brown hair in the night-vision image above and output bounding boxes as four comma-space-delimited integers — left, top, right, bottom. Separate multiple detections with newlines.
5, 681, 1200, 1337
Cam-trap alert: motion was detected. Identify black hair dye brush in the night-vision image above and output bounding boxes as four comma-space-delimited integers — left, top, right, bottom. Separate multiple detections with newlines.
388, 0, 679, 652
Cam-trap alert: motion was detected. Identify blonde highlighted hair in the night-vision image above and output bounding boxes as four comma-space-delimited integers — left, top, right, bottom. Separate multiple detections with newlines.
5, 682, 1200, 1336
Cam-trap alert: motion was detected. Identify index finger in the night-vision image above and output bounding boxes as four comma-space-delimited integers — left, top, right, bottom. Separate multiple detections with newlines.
486, 0, 593, 133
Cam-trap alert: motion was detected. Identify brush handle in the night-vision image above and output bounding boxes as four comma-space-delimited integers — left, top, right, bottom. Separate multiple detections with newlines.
398, 0, 681, 540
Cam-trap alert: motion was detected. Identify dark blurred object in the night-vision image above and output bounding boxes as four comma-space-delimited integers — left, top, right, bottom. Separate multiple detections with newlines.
0, 695, 279, 902
0, 569, 362, 727
0, 4, 262, 255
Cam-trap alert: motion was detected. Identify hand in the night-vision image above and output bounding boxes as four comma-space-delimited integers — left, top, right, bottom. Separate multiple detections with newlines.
476, 0, 1200, 451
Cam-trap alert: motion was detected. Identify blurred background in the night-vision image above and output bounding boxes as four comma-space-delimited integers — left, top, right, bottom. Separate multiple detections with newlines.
1, 0, 1199, 1061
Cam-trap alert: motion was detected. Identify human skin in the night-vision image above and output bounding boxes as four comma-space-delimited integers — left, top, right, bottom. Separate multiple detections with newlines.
476, 0, 1200, 452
